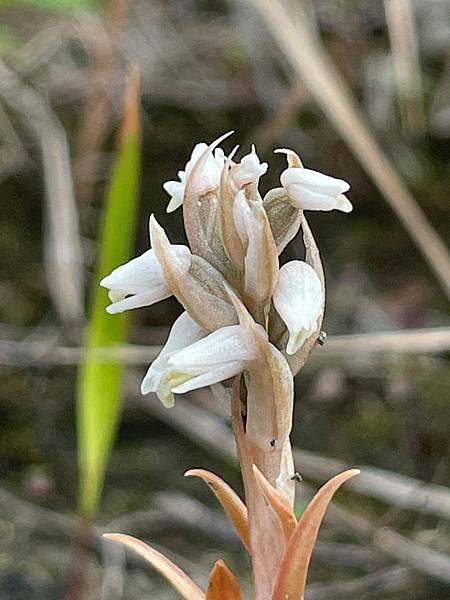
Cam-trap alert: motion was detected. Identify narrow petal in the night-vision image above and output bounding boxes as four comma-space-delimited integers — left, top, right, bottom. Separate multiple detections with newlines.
336, 193, 353, 213
106, 288, 169, 314
103, 534, 205, 600
170, 361, 245, 395
185, 469, 250, 552
141, 311, 205, 396
272, 469, 360, 600
273, 261, 324, 355
206, 560, 243, 600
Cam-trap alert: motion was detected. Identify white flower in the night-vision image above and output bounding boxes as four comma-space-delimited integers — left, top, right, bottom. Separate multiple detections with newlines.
163, 144, 225, 213
141, 311, 206, 406
156, 324, 257, 407
276, 149, 352, 213
100, 230, 191, 314
230, 147, 268, 189
273, 260, 324, 354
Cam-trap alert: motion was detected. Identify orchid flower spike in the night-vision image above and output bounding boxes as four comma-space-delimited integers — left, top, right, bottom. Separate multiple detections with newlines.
100, 236, 190, 314
163, 132, 234, 213
275, 149, 352, 213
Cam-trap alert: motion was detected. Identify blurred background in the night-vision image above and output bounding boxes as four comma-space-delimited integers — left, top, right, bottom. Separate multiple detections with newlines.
0, 0, 449, 598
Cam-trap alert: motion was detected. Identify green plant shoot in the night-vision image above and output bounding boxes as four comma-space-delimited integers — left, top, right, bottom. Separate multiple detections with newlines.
77, 69, 141, 519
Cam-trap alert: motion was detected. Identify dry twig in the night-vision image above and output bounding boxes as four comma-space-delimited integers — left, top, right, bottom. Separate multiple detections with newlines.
246, 0, 450, 299
0, 60, 84, 324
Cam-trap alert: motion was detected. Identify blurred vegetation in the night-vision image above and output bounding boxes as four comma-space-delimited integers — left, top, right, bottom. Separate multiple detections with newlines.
0, 0, 449, 598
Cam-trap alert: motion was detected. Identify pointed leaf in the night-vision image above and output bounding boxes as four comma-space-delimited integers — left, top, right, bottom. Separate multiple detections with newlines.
77, 68, 141, 518
185, 468, 250, 552
183, 132, 235, 277
252, 464, 296, 543
150, 215, 237, 332
103, 534, 205, 600
206, 560, 243, 600
219, 149, 245, 274
272, 469, 360, 600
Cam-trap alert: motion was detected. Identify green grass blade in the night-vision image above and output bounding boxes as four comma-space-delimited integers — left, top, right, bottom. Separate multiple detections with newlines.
77, 70, 141, 519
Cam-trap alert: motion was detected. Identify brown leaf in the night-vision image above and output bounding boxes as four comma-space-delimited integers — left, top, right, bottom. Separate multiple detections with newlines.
103, 533, 205, 600
206, 559, 243, 600
227, 286, 295, 504
272, 469, 360, 600
239, 195, 279, 324
184, 468, 250, 552
150, 215, 237, 332
252, 464, 297, 544
263, 188, 302, 254
183, 132, 235, 278
219, 148, 245, 275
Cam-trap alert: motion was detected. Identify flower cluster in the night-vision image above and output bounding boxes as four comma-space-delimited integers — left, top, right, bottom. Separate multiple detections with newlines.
101, 132, 354, 598
101, 132, 351, 411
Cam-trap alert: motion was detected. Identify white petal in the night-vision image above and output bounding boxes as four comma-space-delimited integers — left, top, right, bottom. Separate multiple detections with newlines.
283, 184, 339, 211
231, 151, 268, 188
273, 260, 324, 354
281, 167, 350, 195
163, 181, 185, 213
106, 288, 170, 314
141, 311, 205, 396
336, 193, 353, 213
100, 249, 162, 294
171, 361, 245, 395
101, 245, 190, 314
162, 135, 230, 212
168, 324, 256, 371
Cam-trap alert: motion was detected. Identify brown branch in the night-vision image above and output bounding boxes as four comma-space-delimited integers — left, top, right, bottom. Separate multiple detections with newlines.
1, 326, 449, 367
